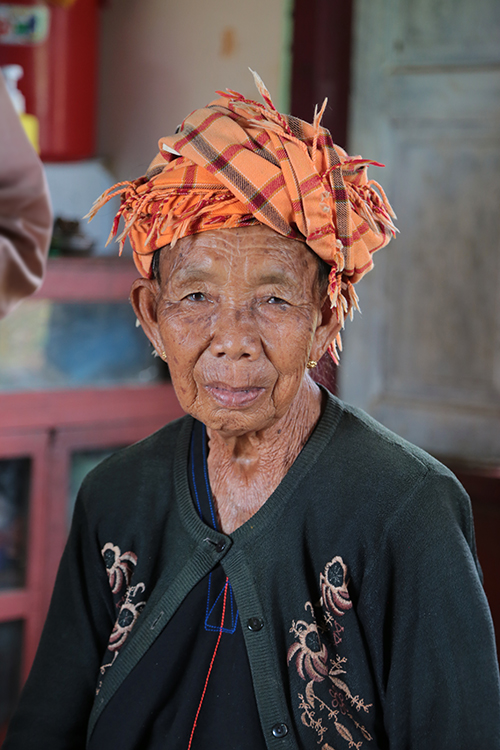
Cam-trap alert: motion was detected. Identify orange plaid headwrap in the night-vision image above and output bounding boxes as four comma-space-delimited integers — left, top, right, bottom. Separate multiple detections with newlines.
88, 72, 396, 362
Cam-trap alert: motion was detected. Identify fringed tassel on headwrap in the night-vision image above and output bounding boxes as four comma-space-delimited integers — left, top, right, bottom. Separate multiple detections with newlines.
311, 98, 328, 164
346, 181, 397, 238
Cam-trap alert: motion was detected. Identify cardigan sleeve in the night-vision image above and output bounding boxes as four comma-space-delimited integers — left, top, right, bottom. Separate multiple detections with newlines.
357, 468, 500, 749
0, 74, 52, 319
3, 495, 115, 750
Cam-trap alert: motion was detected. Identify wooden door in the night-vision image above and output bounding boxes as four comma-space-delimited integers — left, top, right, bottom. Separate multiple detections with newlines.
343, 0, 500, 464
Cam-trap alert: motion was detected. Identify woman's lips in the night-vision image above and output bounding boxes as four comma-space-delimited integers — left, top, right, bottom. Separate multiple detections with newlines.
205, 383, 265, 408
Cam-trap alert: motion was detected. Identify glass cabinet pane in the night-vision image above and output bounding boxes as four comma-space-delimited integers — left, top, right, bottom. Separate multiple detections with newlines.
0, 459, 30, 590
0, 620, 24, 731
0, 300, 164, 390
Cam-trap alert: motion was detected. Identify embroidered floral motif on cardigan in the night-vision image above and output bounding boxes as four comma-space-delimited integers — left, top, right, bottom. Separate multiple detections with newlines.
101, 542, 137, 593
97, 542, 147, 694
287, 555, 372, 749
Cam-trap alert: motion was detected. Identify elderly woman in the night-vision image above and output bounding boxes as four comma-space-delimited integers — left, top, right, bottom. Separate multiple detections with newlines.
5, 76, 500, 750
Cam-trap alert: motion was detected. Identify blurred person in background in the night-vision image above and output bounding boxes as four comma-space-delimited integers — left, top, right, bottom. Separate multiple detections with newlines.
0, 72, 52, 319
4, 75, 500, 750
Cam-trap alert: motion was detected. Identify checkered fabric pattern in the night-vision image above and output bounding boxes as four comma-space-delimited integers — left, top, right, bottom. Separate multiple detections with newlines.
88, 72, 397, 360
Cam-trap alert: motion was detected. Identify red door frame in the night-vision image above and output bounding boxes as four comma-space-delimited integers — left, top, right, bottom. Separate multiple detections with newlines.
290, 0, 353, 394
290, 0, 353, 147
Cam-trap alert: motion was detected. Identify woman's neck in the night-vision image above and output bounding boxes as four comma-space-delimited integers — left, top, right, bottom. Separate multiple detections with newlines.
206, 377, 323, 534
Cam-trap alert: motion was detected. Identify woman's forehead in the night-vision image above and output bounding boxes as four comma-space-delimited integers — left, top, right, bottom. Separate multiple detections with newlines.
159, 226, 316, 281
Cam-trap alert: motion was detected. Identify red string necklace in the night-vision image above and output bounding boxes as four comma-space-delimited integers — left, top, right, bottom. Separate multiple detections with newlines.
187, 576, 230, 750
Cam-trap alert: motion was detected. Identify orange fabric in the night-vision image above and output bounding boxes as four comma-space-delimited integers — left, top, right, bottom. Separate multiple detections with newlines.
88, 73, 396, 360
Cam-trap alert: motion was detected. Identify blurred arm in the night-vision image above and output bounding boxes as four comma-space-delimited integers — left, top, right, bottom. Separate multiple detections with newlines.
0, 74, 52, 318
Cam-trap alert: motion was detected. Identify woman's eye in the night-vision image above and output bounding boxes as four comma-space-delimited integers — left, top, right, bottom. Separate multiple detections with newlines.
185, 292, 206, 301
267, 296, 288, 305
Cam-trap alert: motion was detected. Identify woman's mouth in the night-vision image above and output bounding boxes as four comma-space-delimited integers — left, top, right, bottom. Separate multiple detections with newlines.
204, 384, 265, 408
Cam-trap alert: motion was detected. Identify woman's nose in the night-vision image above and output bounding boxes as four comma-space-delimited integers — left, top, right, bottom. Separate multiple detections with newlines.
209, 306, 261, 360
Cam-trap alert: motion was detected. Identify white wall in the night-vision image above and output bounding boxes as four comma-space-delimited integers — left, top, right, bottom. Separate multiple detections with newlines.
98, 0, 292, 182
43, 159, 118, 253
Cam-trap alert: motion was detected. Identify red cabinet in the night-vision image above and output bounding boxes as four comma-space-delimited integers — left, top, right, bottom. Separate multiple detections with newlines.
0, 258, 184, 741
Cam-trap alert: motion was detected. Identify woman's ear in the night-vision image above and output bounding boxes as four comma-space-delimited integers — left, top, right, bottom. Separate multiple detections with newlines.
130, 277, 164, 354
309, 297, 343, 363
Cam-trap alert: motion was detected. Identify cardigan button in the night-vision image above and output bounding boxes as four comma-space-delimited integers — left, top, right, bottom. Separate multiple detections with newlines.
247, 617, 264, 631
204, 537, 226, 553
272, 722, 288, 738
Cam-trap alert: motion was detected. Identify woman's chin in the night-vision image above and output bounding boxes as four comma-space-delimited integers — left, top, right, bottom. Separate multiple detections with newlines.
200, 401, 277, 437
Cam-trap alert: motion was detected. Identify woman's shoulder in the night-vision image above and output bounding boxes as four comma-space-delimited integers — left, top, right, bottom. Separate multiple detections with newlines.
77, 413, 192, 514
318, 394, 476, 565
327, 392, 457, 479
323, 392, 470, 520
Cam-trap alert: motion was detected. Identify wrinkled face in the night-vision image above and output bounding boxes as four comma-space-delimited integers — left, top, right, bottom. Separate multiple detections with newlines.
131, 225, 338, 436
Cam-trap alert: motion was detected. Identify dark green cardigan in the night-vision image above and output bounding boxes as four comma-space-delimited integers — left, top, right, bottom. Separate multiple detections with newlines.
5, 393, 500, 749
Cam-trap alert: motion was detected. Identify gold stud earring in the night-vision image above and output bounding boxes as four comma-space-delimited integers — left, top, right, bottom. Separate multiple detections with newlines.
306, 360, 318, 369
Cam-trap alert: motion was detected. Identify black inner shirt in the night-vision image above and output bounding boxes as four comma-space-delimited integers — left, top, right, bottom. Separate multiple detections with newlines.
89, 420, 267, 750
